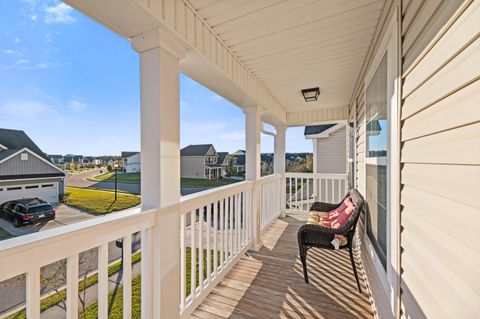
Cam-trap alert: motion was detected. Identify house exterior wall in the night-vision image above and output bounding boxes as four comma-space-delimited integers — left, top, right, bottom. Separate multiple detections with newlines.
350, 0, 475, 318
399, 1, 477, 318
0, 153, 61, 176
125, 153, 141, 173
181, 156, 206, 179
314, 126, 347, 174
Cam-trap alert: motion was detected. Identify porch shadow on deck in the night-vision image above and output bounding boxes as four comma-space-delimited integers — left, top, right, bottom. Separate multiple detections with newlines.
191, 215, 374, 319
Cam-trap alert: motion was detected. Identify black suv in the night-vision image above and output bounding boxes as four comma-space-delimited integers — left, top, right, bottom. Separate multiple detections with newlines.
0, 198, 56, 227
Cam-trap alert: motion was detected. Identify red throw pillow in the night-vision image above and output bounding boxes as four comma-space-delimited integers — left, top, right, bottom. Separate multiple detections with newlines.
328, 196, 354, 220
330, 203, 355, 229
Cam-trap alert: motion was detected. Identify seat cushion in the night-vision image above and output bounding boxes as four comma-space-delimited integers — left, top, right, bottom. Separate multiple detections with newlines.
306, 209, 350, 248
307, 210, 331, 226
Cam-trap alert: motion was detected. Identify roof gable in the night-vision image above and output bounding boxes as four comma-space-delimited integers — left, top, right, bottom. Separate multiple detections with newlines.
0, 148, 65, 178
181, 144, 215, 157
0, 128, 47, 159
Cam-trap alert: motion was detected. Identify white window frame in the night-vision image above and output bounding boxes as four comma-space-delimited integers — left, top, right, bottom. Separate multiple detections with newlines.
362, 9, 400, 317
347, 103, 357, 188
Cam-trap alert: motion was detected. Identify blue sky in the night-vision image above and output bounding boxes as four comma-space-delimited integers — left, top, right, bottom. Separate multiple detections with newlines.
0, 0, 311, 156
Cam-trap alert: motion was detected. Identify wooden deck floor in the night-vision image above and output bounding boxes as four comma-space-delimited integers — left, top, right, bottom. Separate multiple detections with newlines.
191, 215, 374, 319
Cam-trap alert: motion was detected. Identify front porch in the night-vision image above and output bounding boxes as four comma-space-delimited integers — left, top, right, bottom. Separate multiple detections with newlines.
192, 215, 373, 319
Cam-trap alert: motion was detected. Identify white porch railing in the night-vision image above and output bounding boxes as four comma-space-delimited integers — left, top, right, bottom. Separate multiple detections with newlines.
286, 173, 348, 213
0, 207, 155, 319
0, 173, 348, 319
179, 181, 253, 318
258, 174, 282, 231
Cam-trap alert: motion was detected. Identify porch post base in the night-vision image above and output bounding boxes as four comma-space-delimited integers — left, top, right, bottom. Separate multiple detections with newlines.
251, 239, 264, 252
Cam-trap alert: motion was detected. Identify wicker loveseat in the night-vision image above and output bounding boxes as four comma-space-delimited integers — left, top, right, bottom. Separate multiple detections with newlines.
297, 189, 365, 292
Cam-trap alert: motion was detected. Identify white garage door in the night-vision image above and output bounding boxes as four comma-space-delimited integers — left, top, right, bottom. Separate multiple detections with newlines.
0, 182, 58, 205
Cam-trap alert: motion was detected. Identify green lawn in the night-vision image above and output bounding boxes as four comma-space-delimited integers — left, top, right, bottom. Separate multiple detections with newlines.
181, 178, 240, 187
0, 227, 12, 241
5, 252, 142, 319
88, 172, 140, 184
89, 172, 241, 188
66, 187, 140, 214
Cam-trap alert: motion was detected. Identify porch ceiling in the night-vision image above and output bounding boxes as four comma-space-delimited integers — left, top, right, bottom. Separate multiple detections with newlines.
187, 0, 386, 112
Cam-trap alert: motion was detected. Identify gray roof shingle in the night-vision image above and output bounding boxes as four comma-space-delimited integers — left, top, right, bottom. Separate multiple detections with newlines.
121, 151, 140, 158
0, 128, 47, 159
304, 124, 336, 136
217, 152, 228, 164
181, 144, 214, 156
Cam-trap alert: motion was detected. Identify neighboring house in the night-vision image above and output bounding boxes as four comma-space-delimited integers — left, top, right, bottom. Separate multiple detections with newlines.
180, 144, 222, 179
234, 155, 245, 173
121, 151, 141, 173
0, 128, 66, 204
231, 150, 245, 173
217, 152, 229, 177
48, 154, 64, 164
261, 153, 274, 173
304, 123, 347, 174
64, 154, 84, 164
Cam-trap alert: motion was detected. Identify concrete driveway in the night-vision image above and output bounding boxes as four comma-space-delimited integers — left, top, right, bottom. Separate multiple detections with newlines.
0, 203, 97, 237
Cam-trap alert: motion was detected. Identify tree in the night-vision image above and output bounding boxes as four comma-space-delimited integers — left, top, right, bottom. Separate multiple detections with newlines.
40, 250, 97, 318
107, 163, 113, 172
225, 156, 236, 177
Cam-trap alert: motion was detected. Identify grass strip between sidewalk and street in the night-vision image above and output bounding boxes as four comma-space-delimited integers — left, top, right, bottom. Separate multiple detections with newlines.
65, 187, 140, 214
81, 247, 217, 318
4, 252, 142, 319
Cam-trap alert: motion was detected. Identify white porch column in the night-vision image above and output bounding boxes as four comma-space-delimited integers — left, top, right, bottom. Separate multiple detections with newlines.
245, 106, 263, 251
132, 28, 186, 319
274, 125, 286, 217
312, 139, 318, 200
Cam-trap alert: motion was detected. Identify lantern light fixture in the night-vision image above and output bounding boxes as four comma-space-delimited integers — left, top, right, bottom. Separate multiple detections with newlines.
301, 87, 320, 102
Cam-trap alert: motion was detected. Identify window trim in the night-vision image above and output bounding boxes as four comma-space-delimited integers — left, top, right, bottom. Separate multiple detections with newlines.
362, 8, 401, 316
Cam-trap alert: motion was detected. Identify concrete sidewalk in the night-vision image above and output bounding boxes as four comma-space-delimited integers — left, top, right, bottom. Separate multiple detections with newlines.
40, 261, 141, 319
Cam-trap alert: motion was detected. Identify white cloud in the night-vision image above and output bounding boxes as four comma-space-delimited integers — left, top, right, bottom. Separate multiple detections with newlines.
0, 58, 64, 70
3, 49, 21, 56
44, 3, 76, 24
219, 131, 244, 141
69, 100, 87, 112
0, 99, 64, 125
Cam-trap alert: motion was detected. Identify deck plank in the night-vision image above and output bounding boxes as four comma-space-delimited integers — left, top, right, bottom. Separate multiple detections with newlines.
191, 215, 374, 319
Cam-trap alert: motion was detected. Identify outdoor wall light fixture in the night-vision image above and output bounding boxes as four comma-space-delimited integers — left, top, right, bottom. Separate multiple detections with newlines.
301, 87, 320, 102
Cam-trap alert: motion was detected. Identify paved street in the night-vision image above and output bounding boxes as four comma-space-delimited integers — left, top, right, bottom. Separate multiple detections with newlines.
66, 168, 141, 194
66, 168, 214, 196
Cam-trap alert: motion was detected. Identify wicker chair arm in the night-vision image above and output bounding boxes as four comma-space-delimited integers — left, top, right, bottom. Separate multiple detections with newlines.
310, 202, 340, 212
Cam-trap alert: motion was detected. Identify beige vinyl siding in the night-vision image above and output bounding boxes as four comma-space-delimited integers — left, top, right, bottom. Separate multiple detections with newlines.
315, 126, 347, 174
400, 1, 479, 319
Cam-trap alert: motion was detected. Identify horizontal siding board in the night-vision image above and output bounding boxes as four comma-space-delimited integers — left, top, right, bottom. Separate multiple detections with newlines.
402, 79, 480, 141
402, 0, 442, 61
316, 127, 347, 174
403, 0, 464, 70
402, 36, 480, 119
401, 217, 480, 318
401, 122, 480, 165
402, 0, 425, 37
401, 185, 480, 253
401, 245, 479, 319
403, 1, 480, 95
401, 163, 480, 209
